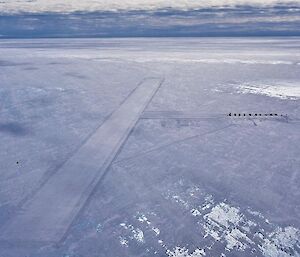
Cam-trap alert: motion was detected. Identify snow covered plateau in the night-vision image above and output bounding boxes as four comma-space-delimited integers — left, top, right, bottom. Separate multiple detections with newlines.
0, 38, 299, 257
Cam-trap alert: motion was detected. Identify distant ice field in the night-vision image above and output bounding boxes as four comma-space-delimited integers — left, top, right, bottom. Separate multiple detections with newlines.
0, 38, 299, 257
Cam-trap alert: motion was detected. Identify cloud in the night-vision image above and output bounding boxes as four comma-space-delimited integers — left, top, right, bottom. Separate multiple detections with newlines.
1, 5, 300, 38
0, 0, 299, 14
0, 1, 299, 37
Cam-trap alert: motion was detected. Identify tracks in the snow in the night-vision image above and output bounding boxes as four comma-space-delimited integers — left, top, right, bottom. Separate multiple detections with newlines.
0, 77, 164, 244
1, 78, 298, 246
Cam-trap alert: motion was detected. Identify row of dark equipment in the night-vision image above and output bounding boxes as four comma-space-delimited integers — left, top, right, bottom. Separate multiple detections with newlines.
228, 113, 286, 117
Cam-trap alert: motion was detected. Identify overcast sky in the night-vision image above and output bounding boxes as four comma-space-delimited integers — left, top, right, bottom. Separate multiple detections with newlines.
0, 0, 300, 37
1, 0, 299, 13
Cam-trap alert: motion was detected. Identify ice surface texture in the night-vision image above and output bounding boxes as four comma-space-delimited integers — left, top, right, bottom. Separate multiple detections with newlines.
0, 38, 299, 257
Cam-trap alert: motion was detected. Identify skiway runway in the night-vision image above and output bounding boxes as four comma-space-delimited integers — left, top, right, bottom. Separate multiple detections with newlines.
0, 38, 299, 257
0, 78, 163, 244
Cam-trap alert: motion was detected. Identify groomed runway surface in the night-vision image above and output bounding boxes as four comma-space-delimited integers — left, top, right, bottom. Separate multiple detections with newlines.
0, 38, 299, 257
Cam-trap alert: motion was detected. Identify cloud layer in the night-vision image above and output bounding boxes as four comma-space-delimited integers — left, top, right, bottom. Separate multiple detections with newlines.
1, 6, 300, 38
0, 0, 300, 13
0, 1, 299, 37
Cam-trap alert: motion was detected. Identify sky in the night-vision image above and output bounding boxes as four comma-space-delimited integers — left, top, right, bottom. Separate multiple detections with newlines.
1, 0, 299, 13
0, 0, 300, 37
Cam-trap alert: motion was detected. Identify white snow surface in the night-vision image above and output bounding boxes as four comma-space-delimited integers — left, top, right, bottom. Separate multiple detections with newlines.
237, 82, 300, 100
0, 38, 299, 257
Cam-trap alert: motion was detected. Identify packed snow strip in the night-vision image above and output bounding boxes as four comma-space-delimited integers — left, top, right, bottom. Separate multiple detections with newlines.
236, 82, 300, 100
0, 78, 163, 243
